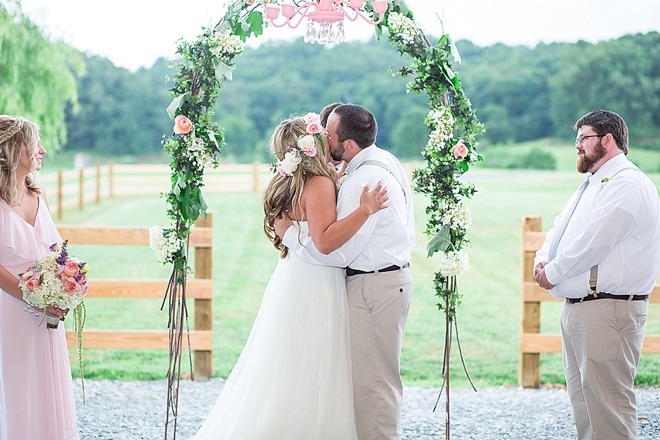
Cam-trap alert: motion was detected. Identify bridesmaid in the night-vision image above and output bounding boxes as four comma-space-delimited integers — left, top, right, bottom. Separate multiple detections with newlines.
0, 116, 79, 439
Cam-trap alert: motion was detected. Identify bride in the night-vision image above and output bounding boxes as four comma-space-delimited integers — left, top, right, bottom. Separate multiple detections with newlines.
191, 114, 388, 439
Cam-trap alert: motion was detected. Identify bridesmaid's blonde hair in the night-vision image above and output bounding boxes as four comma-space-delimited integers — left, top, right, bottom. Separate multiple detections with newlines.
263, 116, 336, 258
0, 116, 42, 206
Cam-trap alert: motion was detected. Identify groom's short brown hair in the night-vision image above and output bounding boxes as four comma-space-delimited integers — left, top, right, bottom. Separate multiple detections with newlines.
333, 104, 377, 149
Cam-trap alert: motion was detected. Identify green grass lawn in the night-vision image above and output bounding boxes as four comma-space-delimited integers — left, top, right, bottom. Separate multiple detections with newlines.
55, 166, 660, 388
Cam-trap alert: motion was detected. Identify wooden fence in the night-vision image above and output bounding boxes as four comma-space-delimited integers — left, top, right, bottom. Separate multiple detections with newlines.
58, 214, 214, 379
519, 216, 660, 387
43, 162, 419, 219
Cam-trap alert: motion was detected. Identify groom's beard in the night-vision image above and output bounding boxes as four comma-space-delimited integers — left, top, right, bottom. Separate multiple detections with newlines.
577, 140, 606, 174
330, 142, 345, 162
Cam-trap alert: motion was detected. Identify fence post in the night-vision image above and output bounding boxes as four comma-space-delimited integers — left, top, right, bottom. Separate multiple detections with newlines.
78, 168, 84, 211
57, 169, 63, 220
194, 213, 213, 379
109, 163, 114, 198
519, 216, 543, 387
252, 162, 259, 193
95, 164, 101, 204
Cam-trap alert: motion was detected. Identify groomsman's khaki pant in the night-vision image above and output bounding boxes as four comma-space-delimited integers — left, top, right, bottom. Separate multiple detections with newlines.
346, 268, 413, 440
561, 298, 648, 440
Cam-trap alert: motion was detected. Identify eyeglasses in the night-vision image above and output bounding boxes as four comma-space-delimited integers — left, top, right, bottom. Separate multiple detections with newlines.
575, 134, 604, 146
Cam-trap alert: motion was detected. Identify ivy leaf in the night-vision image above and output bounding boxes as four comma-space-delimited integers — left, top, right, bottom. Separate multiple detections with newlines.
215, 60, 233, 81
427, 225, 451, 257
166, 92, 191, 120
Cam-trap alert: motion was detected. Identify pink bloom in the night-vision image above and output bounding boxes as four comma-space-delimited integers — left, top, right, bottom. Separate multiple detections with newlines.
80, 282, 89, 296
277, 166, 287, 177
63, 276, 79, 293
453, 140, 468, 159
63, 260, 80, 277
173, 115, 193, 134
305, 112, 320, 124
26, 277, 39, 291
302, 146, 317, 157
306, 122, 321, 134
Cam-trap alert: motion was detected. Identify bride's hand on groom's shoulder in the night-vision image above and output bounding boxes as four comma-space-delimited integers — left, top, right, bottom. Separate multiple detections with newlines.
360, 181, 389, 215
274, 212, 293, 239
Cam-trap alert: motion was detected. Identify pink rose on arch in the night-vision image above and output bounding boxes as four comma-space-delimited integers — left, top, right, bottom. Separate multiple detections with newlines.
63, 260, 80, 277
453, 140, 468, 159
173, 115, 193, 134
26, 277, 39, 291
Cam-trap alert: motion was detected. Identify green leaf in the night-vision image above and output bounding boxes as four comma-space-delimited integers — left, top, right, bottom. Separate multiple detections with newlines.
427, 225, 451, 257
215, 60, 233, 81
166, 92, 191, 120
245, 11, 264, 38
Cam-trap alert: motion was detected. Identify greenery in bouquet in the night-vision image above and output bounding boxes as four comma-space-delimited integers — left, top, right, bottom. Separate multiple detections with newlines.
18, 240, 88, 400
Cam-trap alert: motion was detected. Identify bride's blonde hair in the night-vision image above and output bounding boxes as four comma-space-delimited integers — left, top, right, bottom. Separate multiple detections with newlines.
0, 115, 42, 206
263, 116, 336, 258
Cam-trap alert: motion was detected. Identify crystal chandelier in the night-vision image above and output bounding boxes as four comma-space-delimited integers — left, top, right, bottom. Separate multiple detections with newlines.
263, 0, 389, 45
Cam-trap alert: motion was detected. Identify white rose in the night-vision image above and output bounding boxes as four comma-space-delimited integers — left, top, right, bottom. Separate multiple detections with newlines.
278, 151, 302, 176
297, 135, 315, 151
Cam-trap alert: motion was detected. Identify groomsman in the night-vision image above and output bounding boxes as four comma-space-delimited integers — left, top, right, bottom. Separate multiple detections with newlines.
276, 103, 415, 440
534, 110, 660, 439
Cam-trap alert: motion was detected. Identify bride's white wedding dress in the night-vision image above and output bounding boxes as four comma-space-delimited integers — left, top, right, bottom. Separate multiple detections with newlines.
192, 223, 357, 440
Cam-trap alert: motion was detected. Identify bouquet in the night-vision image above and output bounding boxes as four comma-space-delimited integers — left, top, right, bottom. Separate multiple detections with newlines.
18, 240, 88, 400
19, 241, 88, 331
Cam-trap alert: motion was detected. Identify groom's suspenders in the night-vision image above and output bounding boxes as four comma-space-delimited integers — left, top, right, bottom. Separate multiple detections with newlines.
356, 159, 408, 204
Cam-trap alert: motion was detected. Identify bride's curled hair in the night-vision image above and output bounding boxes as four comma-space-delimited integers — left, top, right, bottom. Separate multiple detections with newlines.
263, 116, 336, 258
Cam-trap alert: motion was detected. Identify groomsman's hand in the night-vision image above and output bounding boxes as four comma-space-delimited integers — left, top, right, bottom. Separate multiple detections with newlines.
535, 266, 555, 291
274, 212, 293, 239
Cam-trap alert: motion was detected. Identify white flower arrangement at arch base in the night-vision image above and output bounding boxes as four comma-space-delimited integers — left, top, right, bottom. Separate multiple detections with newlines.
152, 1, 483, 438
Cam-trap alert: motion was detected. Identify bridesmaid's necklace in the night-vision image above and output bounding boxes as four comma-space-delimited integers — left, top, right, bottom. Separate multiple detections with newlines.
17, 189, 26, 206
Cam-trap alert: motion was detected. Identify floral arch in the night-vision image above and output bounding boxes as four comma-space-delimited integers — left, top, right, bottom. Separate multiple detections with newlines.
155, 0, 483, 437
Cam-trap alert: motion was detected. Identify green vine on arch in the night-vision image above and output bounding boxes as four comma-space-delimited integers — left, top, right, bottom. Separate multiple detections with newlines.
152, 1, 483, 438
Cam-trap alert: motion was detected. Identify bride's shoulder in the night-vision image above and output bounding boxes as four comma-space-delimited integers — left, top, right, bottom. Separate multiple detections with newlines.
304, 175, 335, 191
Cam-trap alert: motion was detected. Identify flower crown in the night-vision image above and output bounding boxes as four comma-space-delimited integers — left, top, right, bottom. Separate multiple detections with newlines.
274, 113, 324, 177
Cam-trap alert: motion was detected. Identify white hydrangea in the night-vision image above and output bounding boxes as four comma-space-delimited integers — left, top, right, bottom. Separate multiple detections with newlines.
149, 226, 183, 264
185, 134, 215, 169
426, 107, 455, 150
212, 30, 245, 59
438, 249, 470, 277
442, 202, 472, 231
387, 12, 422, 45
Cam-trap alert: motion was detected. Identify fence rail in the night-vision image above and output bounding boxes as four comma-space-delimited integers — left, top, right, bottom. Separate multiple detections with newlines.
519, 216, 660, 387
58, 214, 214, 379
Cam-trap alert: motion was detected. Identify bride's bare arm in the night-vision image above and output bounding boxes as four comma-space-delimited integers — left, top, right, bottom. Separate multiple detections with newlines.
303, 176, 387, 254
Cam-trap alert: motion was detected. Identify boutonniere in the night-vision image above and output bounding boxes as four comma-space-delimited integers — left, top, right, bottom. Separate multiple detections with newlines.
600, 177, 611, 187
336, 173, 348, 191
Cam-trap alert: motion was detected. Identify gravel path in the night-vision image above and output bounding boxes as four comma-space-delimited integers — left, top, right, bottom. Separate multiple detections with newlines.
73, 379, 660, 439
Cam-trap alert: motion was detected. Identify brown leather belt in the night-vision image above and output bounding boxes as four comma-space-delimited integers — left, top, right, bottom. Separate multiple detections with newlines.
566, 293, 649, 304
345, 263, 410, 277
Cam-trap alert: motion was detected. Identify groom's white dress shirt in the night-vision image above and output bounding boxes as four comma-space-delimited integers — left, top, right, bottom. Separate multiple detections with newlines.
282, 144, 415, 270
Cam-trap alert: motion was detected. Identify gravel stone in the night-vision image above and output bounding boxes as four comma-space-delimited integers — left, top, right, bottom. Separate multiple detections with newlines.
73, 379, 660, 439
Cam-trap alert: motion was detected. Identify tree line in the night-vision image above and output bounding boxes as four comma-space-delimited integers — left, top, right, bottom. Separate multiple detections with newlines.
2, 3, 659, 162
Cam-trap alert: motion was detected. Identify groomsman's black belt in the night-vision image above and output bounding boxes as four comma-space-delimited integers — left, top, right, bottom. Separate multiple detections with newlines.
345, 263, 410, 277
566, 293, 649, 304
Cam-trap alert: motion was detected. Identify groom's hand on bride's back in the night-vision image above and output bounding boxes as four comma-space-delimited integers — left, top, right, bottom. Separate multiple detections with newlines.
274, 212, 293, 239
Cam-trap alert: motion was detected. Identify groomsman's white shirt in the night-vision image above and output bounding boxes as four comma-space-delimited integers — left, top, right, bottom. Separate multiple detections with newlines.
282, 145, 415, 269
535, 154, 660, 298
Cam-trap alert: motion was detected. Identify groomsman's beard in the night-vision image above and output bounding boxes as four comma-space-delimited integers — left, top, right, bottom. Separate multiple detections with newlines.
577, 140, 606, 174
331, 142, 345, 162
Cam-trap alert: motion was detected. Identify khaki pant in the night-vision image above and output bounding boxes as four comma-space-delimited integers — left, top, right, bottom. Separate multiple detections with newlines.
561, 298, 648, 440
346, 268, 413, 440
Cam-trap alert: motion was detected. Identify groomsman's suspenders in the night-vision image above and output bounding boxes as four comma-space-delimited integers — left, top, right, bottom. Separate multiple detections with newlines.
356, 159, 408, 204
588, 166, 639, 294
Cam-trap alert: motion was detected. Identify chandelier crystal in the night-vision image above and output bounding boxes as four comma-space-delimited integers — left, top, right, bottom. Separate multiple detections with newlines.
264, 0, 388, 46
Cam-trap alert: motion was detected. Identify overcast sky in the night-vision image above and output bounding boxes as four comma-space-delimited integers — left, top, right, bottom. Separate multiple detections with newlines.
19, 0, 660, 71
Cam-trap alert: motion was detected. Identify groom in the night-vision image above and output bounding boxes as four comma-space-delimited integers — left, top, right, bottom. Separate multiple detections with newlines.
275, 103, 415, 440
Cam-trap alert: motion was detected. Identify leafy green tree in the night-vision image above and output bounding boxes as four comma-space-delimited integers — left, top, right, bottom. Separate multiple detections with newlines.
0, 1, 83, 150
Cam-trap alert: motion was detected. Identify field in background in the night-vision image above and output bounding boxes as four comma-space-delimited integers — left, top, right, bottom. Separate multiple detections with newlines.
53, 164, 660, 388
